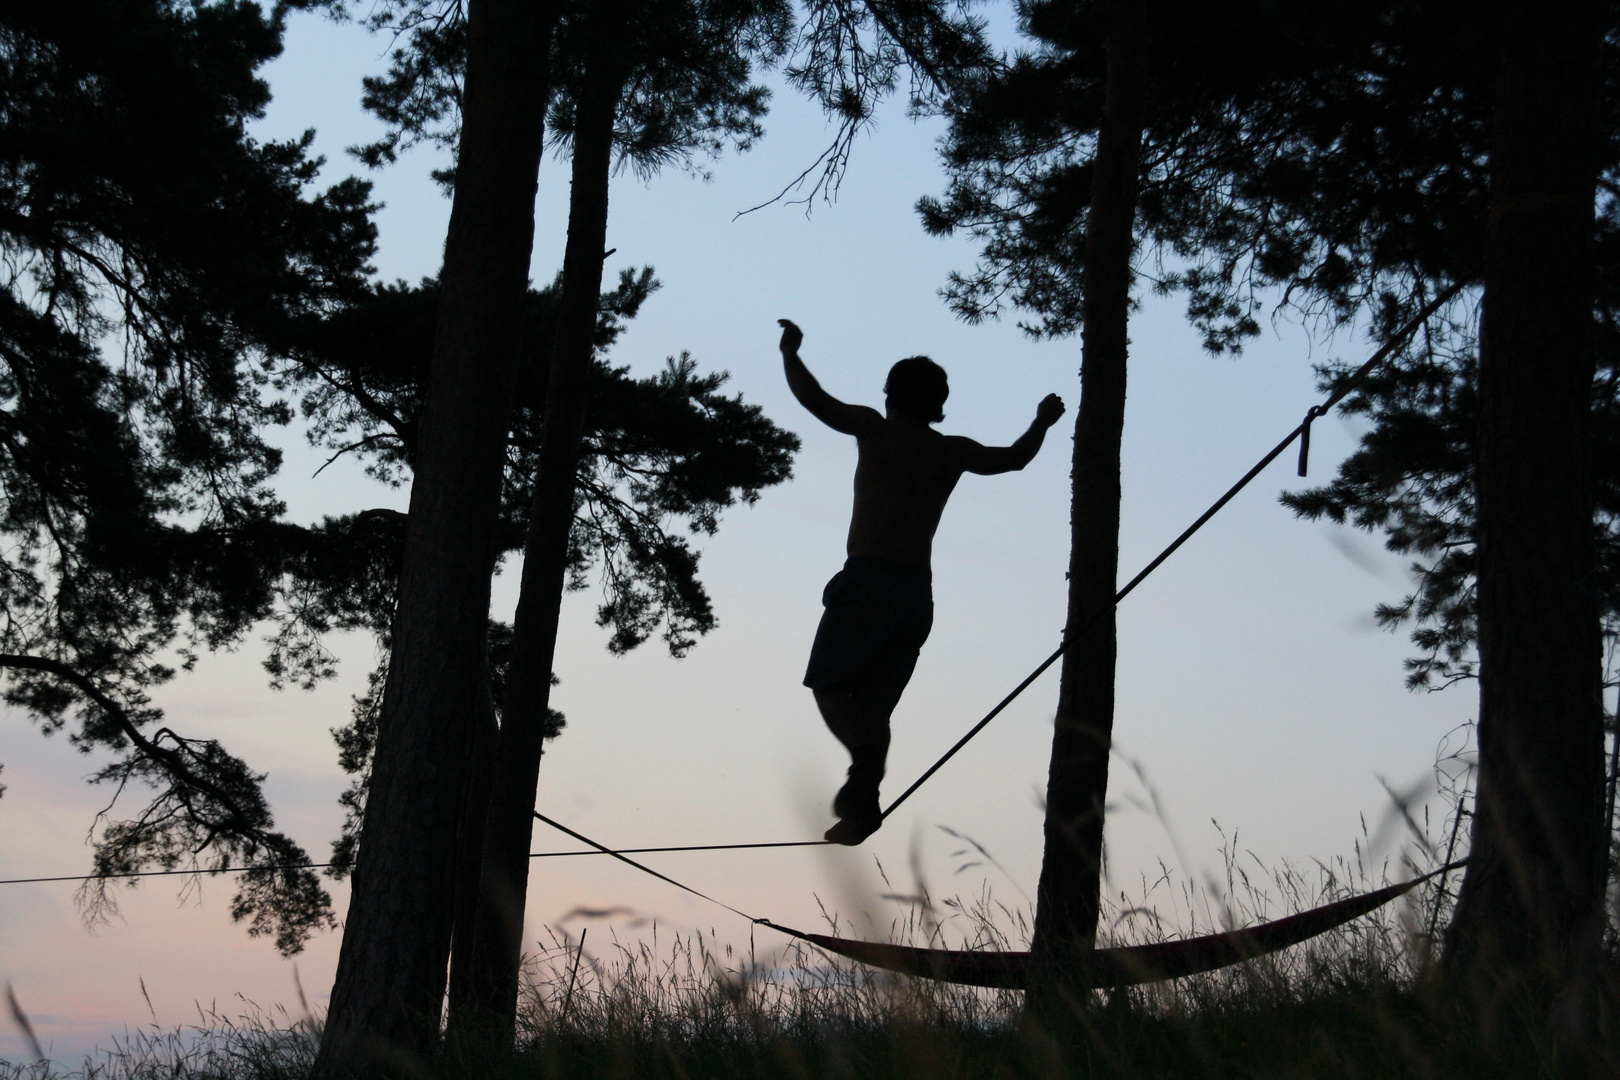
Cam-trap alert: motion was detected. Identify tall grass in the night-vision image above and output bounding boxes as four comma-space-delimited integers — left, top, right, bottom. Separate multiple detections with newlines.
7, 730, 1615, 1079
1, 1002, 316, 1080
6, 859, 1612, 1080
477, 833, 1472, 1080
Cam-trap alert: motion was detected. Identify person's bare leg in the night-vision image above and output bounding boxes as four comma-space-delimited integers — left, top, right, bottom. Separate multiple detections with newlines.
814, 686, 890, 844
814, 687, 882, 753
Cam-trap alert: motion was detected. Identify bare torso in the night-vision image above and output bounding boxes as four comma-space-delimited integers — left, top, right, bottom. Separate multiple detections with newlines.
847, 417, 965, 567
777, 317, 1065, 571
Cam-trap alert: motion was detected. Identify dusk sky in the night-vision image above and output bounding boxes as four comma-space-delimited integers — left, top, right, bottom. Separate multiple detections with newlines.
0, 7, 1481, 1066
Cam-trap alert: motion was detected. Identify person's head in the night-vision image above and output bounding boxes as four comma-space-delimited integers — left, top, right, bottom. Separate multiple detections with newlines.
884, 356, 949, 423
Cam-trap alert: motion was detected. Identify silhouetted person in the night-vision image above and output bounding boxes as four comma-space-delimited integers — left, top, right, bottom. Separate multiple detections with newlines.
779, 319, 1066, 845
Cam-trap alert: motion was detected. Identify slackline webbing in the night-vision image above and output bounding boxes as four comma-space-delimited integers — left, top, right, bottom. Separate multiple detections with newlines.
531, 810, 809, 940
520, 273, 1460, 932
0, 283, 1462, 894
0, 837, 830, 888
525, 814, 1466, 966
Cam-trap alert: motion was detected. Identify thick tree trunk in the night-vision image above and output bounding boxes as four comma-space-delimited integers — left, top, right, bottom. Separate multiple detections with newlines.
447, 677, 500, 1021
444, 9, 626, 1043
314, 1, 558, 1073
1025, 3, 1144, 1026
1442, 0, 1604, 1026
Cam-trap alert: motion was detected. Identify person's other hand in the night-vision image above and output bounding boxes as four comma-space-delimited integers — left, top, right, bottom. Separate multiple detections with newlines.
1036, 393, 1066, 427
778, 318, 803, 355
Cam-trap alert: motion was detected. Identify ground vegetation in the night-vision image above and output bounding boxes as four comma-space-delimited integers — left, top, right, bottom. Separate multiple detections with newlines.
8, 844, 1612, 1078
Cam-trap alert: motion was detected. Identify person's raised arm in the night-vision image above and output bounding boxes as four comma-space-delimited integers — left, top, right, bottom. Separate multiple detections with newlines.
778, 319, 880, 436
954, 393, 1066, 475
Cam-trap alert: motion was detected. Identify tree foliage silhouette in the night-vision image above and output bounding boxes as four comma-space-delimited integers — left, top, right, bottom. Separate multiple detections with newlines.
0, 0, 377, 955
925, 0, 1617, 1028
312, 0, 903, 1064
310, 1, 991, 1060
278, 269, 798, 878
927, 1, 1619, 689
919, 0, 1396, 1015
311, 1, 563, 1066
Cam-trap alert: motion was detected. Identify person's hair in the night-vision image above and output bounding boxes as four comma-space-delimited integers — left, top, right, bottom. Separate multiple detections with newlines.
884, 356, 949, 422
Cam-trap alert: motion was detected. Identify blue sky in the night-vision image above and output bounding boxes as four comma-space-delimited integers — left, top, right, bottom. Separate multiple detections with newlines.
0, 6, 1476, 1065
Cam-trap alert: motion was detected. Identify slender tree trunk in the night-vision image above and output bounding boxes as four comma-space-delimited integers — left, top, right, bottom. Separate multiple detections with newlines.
1025, 1, 1145, 1027
445, 7, 626, 1043
1443, 0, 1604, 1032
314, 1, 558, 1073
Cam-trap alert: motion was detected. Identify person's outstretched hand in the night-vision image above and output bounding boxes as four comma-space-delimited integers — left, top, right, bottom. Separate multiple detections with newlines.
778, 318, 803, 356
1036, 393, 1066, 427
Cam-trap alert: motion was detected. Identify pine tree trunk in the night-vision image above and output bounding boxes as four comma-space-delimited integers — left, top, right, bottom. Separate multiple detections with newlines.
1025, 2, 1144, 1026
447, 677, 500, 1024
1442, 0, 1605, 1028
444, 7, 626, 1043
314, 1, 558, 1073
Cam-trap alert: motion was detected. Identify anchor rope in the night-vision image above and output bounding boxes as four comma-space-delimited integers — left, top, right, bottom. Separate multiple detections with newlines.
0, 284, 1462, 896
0, 838, 830, 888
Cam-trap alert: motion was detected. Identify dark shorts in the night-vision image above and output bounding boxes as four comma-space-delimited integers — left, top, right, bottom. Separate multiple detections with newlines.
803, 557, 934, 718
